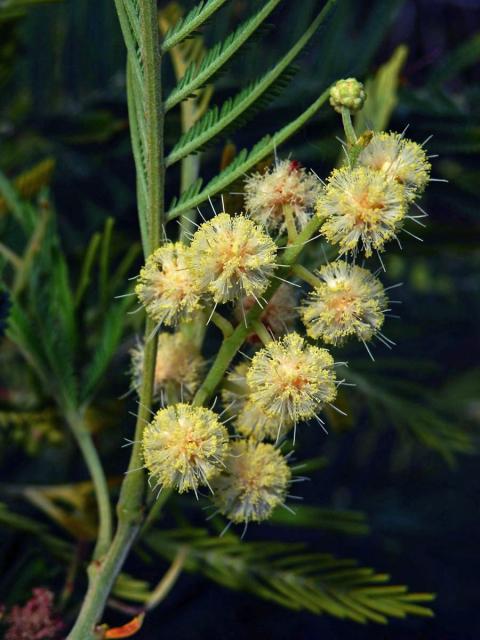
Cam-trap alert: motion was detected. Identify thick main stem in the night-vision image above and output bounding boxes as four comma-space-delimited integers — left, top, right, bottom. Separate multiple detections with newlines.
68, 0, 164, 635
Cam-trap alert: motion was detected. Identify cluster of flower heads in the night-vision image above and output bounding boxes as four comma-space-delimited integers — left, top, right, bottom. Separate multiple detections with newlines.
318, 131, 431, 257
136, 77, 434, 530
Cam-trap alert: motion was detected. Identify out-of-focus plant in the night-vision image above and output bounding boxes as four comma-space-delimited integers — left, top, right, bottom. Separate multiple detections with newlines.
1, 1, 479, 639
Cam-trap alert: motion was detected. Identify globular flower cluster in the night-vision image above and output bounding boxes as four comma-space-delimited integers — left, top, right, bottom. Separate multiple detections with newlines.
301, 261, 388, 345
135, 242, 201, 326
187, 213, 277, 304
130, 332, 204, 403
318, 167, 406, 257
247, 332, 337, 423
221, 363, 294, 441
358, 131, 431, 202
142, 404, 229, 494
136, 76, 435, 531
212, 440, 291, 523
329, 78, 366, 113
244, 159, 321, 234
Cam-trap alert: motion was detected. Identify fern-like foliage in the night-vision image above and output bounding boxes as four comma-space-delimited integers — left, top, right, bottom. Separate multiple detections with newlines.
114, 0, 162, 257
167, 87, 331, 219
162, 0, 230, 52
346, 366, 475, 465
145, 529, 435, 624
166, 0, 337, 166
164, 0, 283, 112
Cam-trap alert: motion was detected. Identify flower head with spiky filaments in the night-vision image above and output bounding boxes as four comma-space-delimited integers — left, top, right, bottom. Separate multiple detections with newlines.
142, 404, 229, 495
236, 400, 293, 442
318, 166, 407, 257
247, 332, 337, 423
212, 440, 291, 523
301, 261, 388, 346
135, 243, 201, 326
187, 213, 277, 304
130, 333, 204, 403
358, 132, 431, 201
221, 363, 293, 441
244, 160, 321, 233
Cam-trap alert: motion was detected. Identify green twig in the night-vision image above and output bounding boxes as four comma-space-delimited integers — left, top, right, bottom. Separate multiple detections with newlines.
341, 107, 357, 146
145, 547, 188, 611
66, 410, 112, 561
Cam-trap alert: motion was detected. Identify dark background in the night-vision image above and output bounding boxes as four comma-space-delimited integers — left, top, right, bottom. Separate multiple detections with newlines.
1, 0, 480, 638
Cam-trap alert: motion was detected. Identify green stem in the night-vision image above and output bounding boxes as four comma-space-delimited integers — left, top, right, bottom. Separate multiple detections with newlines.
283, 204, 298, 244
68, 0, 164, 634
291, 264, 323, 289
341, 107, 357, 146
66, 410, 112, 561
145, 547, 188, 611
251, 320, 273, 346
211, 311, 234, 338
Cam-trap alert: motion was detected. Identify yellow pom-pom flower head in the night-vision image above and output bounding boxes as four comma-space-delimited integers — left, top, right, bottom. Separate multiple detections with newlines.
212, 440, 291, 524
247, 332, 337, 423
300, 261, 388, 346
236, 400, 294, 442
221, 362, 294, 441
130, 333, 204, 403
358, 132, 431, 201
187, 213, 277, 304
142, 404, 229, 495
318, 166, 406, 257
244, 160, 321, 233
135, 243, 201, 326
221, 362, 250, 417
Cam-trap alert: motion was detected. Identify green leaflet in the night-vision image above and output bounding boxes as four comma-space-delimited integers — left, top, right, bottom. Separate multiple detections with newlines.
167, 86, 331, 220
164, 0, 284, 112
166, 0, 338, 166
146, 529, 435, 624
116, 0, 163, 257
269, 505, 370, 536
162, 0, 230, 52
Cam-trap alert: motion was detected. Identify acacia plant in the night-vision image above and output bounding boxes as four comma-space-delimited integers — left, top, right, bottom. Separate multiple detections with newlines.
1, 1, 442, 638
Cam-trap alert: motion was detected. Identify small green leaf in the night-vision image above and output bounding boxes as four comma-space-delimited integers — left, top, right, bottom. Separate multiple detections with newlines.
167, 86, 331, 220
162, 0, 230, 52
165, 0, 283, 112
166, 0, 338, 166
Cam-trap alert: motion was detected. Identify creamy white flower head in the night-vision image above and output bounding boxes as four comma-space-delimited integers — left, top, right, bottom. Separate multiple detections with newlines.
244, 160, 321, 233
234, 283, 297, 342
221, 362, 293, 441
221, 362, 250, 417
187, 213, 277, 304
135, 243, 201, 326
236, 400, 294, 442
358, 132, 431, 201
318, 167, 406, 257
247, 332, 337, 422
130, 333, 204, 403
301, 261, 388, 345
142, 403, 229, 495
212, 440, 291, 523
